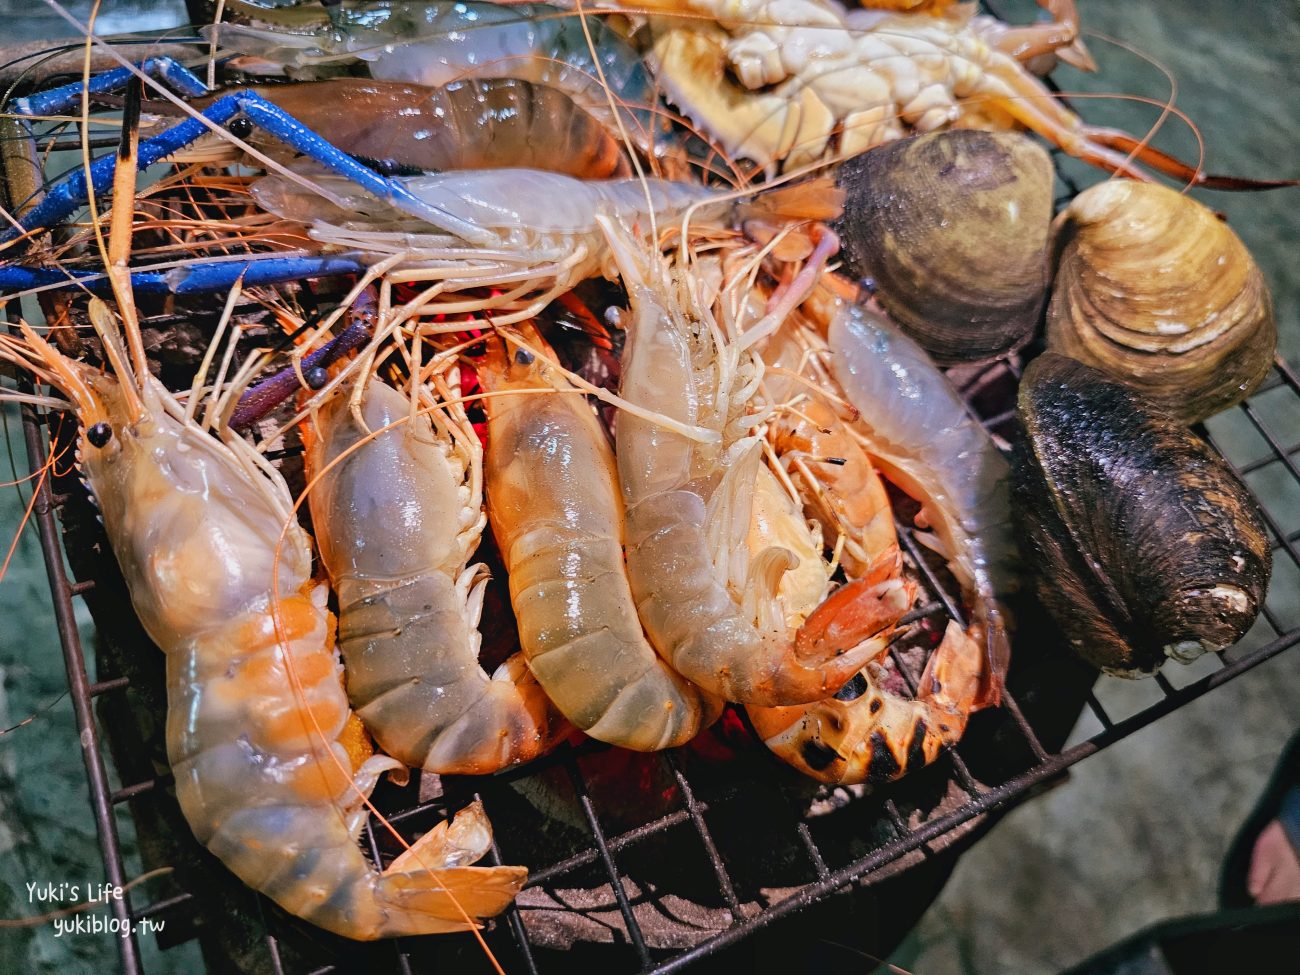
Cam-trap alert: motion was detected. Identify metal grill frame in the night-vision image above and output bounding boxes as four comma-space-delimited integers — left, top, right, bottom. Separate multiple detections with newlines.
4, 19, 1300, 975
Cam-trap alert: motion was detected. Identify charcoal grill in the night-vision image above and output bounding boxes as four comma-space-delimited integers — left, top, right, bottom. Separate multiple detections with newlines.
2, 22, 1298, 975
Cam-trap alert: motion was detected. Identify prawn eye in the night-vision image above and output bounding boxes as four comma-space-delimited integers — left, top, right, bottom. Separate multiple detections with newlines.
305, 366, 329, 390
228, 116, 253, 139
513, 348, 535, 366
86, 422, 113, 448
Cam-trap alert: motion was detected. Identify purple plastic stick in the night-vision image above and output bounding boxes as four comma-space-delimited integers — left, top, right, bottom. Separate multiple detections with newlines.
228, 295, 375, 429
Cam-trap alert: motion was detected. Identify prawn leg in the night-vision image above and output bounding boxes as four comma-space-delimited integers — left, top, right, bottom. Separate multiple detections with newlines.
977, 0, 1096, 71
12, 56, 209, 117
229, 312, 374, 430
0, 255, 372, 297
968, 47, 1298, 189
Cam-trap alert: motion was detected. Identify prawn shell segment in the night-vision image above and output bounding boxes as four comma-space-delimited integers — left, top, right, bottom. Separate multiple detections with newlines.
304, 378, 568, 774
481, 328, 723, 750
834, 129, 1054, 364
1013, 353, 1271, 676
1046, 179, 1276, 424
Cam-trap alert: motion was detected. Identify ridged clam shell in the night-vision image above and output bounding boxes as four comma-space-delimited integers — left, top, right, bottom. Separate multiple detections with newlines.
1046, 180, 1276, 424
1014, 353, 1271, 676
834, 130, 1053, 364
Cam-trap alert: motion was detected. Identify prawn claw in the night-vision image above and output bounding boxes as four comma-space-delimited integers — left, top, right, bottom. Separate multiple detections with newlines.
795, 575, 912, 667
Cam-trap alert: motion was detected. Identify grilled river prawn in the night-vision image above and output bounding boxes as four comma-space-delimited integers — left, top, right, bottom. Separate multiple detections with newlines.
209, 0, 663, 153
305, 373, 569, 774
605, 221, 912, 707
191, 77, 637, 179
813, 290, 1017, 711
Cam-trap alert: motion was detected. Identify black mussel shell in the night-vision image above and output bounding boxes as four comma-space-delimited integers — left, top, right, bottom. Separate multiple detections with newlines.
1014, 353, 1271, 676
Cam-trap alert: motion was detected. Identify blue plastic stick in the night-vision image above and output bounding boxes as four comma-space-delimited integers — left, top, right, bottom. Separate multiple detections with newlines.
0, 254, 368, 295
12, 57, 209, 117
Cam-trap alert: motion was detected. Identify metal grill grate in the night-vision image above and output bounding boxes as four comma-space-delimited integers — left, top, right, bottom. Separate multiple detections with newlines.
4, 27, 1299, 975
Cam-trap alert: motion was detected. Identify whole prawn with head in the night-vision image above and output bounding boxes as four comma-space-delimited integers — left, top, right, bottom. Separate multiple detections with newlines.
806, 286, 1019, 710
747, 302, 993, 783
605, 217, 909, 707
0, 301, 525, 940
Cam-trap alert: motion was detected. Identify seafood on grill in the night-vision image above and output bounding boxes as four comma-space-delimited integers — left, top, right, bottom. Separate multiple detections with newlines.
1046, 179, 1277, 424
833, 129, 1054, 364
639, 0, 1268, 184
209, 0, 663, 152
305, 373, 569, 774
480, 322, 724, 750
813, 291, 1017, 709
608, 221, 911, 706
0, 302, 526, 939
1014, 352, 1272, 676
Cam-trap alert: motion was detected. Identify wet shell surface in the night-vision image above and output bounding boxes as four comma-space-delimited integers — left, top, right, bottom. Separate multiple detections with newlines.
1046, 179, 1276, 424
834, 129, 1054, 364
1014, 353, 1271, 676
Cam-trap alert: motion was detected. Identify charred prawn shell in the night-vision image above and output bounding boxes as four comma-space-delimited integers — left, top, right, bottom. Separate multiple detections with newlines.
1014, 353, 1271, 676
833, 129, 1053, 364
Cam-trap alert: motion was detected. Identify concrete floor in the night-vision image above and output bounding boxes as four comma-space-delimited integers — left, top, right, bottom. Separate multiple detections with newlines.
0, 2, 1297, 973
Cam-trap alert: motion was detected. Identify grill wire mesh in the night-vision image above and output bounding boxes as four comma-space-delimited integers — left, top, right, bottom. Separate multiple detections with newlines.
3, 21, 1299, 975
